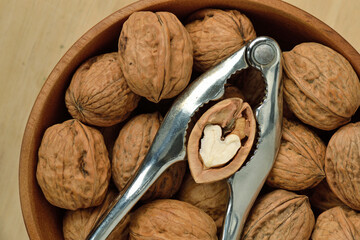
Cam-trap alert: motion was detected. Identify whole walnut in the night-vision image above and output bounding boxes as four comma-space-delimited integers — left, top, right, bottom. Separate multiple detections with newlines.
266, 118, 326, 191
63, 188, 130, 240
129, 199, 217, 240
309, 180, 346, 212
325, 122, 360, 210
112, 112, 186, 201
283, 42, 360, 130
242, 189, 315, 240
36, 119, 111, 210
118, 11, 193, 103
312, 206, 360, 240
65, 52, 140, 127
185, 9, 256, 72
177, 173, 228, 230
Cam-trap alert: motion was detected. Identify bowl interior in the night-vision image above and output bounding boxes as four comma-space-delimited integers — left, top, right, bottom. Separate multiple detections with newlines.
19, 0, 360, 239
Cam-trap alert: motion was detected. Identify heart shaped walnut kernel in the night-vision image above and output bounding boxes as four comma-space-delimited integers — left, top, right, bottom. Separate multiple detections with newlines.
118, 11, 193, 103
311, 206, 360, 240
63, 188, 130, 240
112, 112, 186, 201
266, 118, 326, 191
65, 52, 140, 127
283, 42, 360, 130
36, 119, 111, 210
129, 199, 217, 240
242, 190, 315, 240
187, 98, 256, 183
185, 8, 256, 72
325, 122, 360, 210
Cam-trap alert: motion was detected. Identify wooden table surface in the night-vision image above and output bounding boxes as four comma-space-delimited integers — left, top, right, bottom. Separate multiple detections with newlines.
0, 0, 359, 239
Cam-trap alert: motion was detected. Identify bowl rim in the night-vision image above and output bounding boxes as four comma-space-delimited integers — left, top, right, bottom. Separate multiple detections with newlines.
19, 0, 360, 239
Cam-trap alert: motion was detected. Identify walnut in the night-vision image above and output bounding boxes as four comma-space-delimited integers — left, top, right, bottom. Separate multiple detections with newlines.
242, 189, 315, 240
325, 122, 360, 210
177, 173, 228, 230
36, 119, 111, 210
185, 9, 256, 72
266, 118, 326, 191
65, 52, 140, 127
63, 188, 130, 240
112, 112, 186, 201
187, 98, 256, 183
311, 206, 360, 240
118, 11, 193, 103
129, 199, 217, 240
309, 180, 346, 212
283, 42, 360, 130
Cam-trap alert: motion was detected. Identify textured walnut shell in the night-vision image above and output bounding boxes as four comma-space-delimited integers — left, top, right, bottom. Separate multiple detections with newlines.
119, 11, 193, 103
311, 206, 360, 240
177, 173, 228, 230
242, 189, 315, 240
309, 180, 346, 212
112, 112, 186, 201
36, 119, 111, 210
283, 42, 360, 130
63, 188, 130, 240
129, 199, 217, 240
325, 122, 360, 210
65, 52, 140, 127
235, 68, 265, 108
185, 9, 256, 72
188, 98, 256, 183
266, 119, 326, 191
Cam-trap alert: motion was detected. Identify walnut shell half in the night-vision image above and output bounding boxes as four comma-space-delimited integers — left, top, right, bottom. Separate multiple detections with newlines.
65, 52, 140, 127
187, 98, 256, 183
129, 199, 217, 240
185, 8, 256, 72
283, 43, 360, 130
119, 11, 193, 103
36, 119, 111, 210
325, 122, 360, 210
112, 112, 186, 201
311, 206, 360, 240
266, 118, 326, 191
63, 188, 130, 240
242, 189, 315, 240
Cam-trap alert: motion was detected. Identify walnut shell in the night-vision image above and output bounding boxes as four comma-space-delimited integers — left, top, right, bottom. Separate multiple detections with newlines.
235, 68, 265, 108
63, 188, 130, 240
311, 206, 360, 240
119, 11, 193, 103
266, 119, 326, 191
242, 189, 315, 240
309, 180, 346, 212
65, 52, 140, 127
36, 119, 111, 210
283, 42, 360, 130
185, 9, 256, 72
129, 199, 217, 240
177, 173, 228, 230
188, 98, 256, 183
112, 112, 186, 201
325, 122, 360, 210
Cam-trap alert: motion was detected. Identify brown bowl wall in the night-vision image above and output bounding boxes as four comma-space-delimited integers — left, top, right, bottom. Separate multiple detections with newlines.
19, 0, 360, 239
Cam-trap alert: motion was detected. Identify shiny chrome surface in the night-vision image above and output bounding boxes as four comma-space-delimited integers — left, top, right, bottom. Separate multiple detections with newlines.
220, 37, 283, 240
87, 40, 250, 240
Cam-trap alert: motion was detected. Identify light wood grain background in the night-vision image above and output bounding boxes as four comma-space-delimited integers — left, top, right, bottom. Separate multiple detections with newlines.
0, 0, 359, 239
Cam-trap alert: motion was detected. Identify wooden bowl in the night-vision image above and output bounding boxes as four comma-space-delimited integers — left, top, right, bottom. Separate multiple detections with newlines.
19, 0, 360, 239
